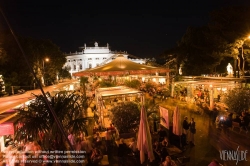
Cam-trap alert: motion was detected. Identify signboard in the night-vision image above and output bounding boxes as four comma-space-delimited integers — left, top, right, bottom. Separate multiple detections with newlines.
0, 123, 14, 136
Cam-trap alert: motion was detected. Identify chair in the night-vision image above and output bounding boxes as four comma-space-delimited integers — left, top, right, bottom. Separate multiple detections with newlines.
177, 156, 190, 165
99, 155, 109, 166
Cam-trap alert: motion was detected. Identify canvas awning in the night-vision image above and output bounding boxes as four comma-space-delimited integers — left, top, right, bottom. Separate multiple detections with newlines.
95, 86, 143, 99
73, 55, 169, 77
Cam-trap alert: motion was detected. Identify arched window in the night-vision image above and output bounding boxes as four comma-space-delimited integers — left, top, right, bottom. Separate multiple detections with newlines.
74, 65, 76, 70
89, 63, 92, 69
79, 64, 82, 70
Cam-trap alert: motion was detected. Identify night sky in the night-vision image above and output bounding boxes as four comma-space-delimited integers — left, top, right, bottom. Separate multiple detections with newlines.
1, 0, 250, 58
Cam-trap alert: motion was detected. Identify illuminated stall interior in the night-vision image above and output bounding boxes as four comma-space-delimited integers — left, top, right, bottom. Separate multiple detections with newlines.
95, 86, 143, 128
172, 77, 245, 110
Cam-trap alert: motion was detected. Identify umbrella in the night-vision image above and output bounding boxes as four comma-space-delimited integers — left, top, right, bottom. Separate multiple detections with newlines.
172, 106, 182, 147
73, 55, 169, 76
137, 106, 155, 164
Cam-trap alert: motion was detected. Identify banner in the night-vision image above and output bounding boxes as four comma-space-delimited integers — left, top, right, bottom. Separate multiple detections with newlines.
0, 123, 14, 136
159, 106, 169, 129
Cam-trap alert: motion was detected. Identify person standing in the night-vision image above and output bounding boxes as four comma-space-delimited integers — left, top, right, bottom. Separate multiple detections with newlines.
189, 118, 196, 146
161, 156, 177, 166
117, 138, 129, 166
182, 116, 189, 146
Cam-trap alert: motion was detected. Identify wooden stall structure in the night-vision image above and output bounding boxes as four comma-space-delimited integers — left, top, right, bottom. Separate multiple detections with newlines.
95, 86, 144, 128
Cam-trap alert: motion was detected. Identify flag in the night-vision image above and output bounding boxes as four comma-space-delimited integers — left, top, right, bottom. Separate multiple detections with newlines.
137, 106, 155, 164
159, 106, 169, 129
173, 106, 182, 136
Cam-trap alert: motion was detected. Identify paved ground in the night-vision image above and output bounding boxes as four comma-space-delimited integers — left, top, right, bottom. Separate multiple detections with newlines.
86, 98, 250, 166
107, 108, 250, 166
174, 109, 250, 166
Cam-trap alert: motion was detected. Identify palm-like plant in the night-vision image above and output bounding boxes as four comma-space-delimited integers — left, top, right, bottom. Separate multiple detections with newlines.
80, 76, 89, 98
14, 91, 89, 149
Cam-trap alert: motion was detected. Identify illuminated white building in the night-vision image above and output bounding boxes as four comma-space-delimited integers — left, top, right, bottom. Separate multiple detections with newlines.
64, 42, 147, 76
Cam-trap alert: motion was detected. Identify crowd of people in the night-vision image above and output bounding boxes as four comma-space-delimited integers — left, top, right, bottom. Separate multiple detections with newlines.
215, 111, 250, 132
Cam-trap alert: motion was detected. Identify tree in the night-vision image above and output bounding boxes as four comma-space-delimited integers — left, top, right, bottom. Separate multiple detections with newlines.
124, 79, 141, 89
99, 80, 116, 87
109, 101, 140, 133
160, 6, 250, 76
224, 88, 250, 114
161, 26, 226, 75
1, 33, 66, 92
14, 92, 89, 150
0, 43, 7, 65
58, 67, 71, 80
208, 5, 250, 76
80, 76, 89, 98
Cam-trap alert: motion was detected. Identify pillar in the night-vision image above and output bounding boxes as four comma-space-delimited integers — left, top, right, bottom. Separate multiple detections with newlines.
210, 85, 214, 110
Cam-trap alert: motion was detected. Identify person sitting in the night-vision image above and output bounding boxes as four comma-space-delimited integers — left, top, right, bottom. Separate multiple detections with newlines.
128, 138, 138, 155
105, 129, 113, 151
75, 137, 82, 152
161, 156, 177, 166
162, 137, 169, 147
108, 123, 115, 131
158, 126, 167, 142
159, 141, 169, 162
208, 159, 222, 166
93, 132, 102, 148
87, 147, 103, 166
81, 136, 93, 157
93, 126, 99, 135
153, 140, 161, 164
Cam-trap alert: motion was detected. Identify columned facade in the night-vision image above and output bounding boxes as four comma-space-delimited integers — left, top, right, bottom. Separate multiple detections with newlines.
64, 42, 147, 76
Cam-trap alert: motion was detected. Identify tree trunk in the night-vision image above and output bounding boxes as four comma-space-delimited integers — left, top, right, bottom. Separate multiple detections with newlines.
234, 58, 237, 78
242, 46, 245, 76
237, 57, 242, 78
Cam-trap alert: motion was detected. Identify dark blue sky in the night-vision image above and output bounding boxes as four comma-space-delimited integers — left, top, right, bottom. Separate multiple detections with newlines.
1, 0, 250, 58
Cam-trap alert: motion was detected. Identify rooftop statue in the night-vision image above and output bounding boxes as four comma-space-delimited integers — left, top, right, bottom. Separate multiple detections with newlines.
227, 63, 233, 77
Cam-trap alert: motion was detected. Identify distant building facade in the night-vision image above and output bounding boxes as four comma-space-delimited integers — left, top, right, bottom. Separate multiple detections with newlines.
64, 42, 147, 76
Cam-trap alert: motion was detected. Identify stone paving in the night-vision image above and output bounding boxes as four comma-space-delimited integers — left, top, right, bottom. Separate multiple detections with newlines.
175, 109, 250, 166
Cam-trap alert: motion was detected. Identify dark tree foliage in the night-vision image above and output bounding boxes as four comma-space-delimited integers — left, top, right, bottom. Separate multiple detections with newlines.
110, 101, 140, 133
58, 67, 71, 80
124, 79, 141, 89
1, 33, 66, 93
14, 92, 89, 149
224, 88, 250, 114
176, 26, 225, 75
209, 5, 250, 75
160, 5, 250, 76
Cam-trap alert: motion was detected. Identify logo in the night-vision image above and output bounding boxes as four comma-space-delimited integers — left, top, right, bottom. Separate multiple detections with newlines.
220, 146, 248, 165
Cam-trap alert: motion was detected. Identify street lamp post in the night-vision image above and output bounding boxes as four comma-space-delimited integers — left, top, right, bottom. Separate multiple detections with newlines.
42, 58, 49, 86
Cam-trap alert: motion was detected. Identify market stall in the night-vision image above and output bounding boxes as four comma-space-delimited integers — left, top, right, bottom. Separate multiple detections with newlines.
95, 86, 143, 128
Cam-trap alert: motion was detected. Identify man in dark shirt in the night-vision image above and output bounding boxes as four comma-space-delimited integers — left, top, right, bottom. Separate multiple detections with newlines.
240, 112, 249, 132
117, 138, 129, 166
182, 116, 189, 146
